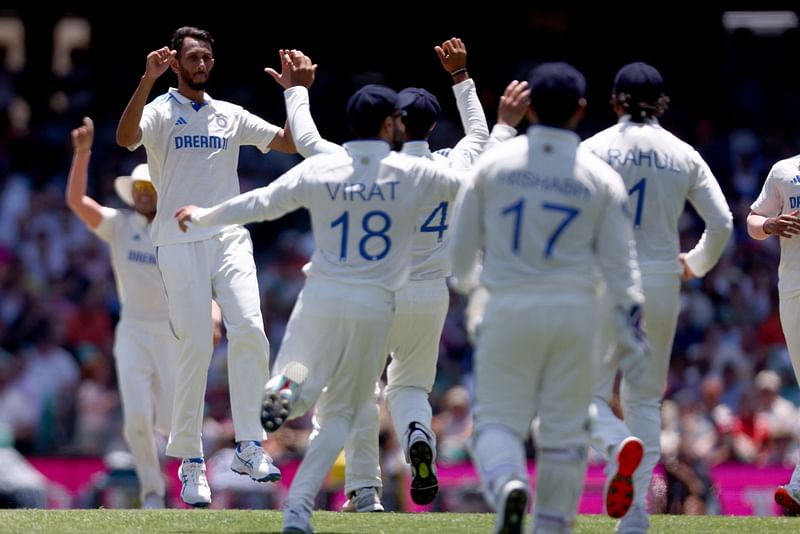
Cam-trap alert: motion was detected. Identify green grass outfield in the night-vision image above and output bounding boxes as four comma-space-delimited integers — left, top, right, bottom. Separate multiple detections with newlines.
1, 510, 800, 533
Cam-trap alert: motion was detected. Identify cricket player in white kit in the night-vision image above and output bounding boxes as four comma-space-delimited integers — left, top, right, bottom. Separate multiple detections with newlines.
66, 117, 177, 509
115, 26, 296, 507
747, 155, 800, 514
582, 62, 732, 533
268, 42, 523, 510
451, 62, 648, 534
175, 84, 462, 533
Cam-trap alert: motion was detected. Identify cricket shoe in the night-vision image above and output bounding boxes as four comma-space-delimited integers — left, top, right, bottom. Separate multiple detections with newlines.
341, 487, 384, 512
283, 504, 313, 533
605, 436, 644, 519
405, 421, 438, 505
231, 440, 282, 482
775, 485, 800, 515
494, 478, 528, 534
615, 502, 649, 533
261, 362, 308, 433
178, 458, 211, 507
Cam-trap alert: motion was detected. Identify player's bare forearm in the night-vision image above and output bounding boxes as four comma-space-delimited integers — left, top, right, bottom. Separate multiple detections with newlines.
117, 48, 172, 147
67, 117, 103, 228
748, 210, 800, 239
116, 77, 155, 147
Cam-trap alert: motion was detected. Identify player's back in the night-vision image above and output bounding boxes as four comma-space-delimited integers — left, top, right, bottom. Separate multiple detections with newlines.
583, 119, 704, 273
476, 126, 625, 295
297, 141, 457, 291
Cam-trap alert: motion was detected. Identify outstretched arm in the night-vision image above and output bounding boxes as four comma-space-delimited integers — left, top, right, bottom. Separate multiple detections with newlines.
116, 47, 175, 147
276, 50, 341, 158
66, 117, 104, 229
437, 38, 489, 169
484, 80, 530, 152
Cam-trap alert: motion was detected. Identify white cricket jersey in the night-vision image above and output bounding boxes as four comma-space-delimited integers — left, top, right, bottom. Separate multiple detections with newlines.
191, 141, 461, 291
751, 154, 800, 294
451, 125, 643, 310
582, 116, 732, 277
93, 207, 169, 321
284, 81, 489, 280
130, 87, 280, 246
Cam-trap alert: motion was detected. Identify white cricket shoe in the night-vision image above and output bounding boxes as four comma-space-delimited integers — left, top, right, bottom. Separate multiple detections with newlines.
775, 484, 800, 515
615, 502, 649, 533
283, 504, 313, 533
261, 362, 308, 433
494, 478, 528, 534
231, 440, 282, 482
178, 458, 211, 507
605, 436, 644, 518
141, 492, 164, 509
405, 422, 438, 505
341, 487, 384, 512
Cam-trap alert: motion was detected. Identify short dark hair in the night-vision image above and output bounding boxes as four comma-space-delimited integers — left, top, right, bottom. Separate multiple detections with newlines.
345, 84, 399, 138
397, 88, 441, 140
171, 26, 214, 55
528, 62, 586, 127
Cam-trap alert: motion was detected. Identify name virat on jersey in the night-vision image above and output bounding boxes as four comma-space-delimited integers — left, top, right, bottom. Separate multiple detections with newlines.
325, 181, 400, 202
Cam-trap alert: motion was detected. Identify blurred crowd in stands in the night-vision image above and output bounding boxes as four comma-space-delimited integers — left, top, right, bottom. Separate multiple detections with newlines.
1, 12, 800, 512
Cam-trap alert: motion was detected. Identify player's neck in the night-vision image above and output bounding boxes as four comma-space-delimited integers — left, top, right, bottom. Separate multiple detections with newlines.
177, 83, 205, 105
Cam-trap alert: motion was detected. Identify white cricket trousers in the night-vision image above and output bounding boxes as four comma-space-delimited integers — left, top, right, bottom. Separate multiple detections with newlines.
592, 272, 681, 508
275, 278, 394, 513
779, 290, 800, 487
470, 289, 595, 530
114, 317, 178, 500
344, 277, 450, 493
158, 226, 269, 458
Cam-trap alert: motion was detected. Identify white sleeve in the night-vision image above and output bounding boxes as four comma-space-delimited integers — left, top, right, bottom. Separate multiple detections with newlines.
750, 163, 783, 216
449, 171, 483, 294
683, 153, 734, 277
284, 86, 343, 158
596, 173, 645, 310
239, 109, 280, 153
132, 104, 160, 151
482, 124, 518, 153
447, 79, 490, 171
192, 163, 307, 226
91, 207, 120, 243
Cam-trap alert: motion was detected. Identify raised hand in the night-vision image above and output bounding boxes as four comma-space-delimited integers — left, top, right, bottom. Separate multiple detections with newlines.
435, 37, 467, 74
71, 116, 94, 152
145, 47, 176, 80
497, 80, 531, 128
265, 49, 317, 89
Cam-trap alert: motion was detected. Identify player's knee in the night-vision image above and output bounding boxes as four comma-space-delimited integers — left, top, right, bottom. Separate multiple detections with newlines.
123, 411, 151, 441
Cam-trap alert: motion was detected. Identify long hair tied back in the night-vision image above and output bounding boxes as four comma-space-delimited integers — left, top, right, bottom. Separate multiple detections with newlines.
612, 93, 670, 121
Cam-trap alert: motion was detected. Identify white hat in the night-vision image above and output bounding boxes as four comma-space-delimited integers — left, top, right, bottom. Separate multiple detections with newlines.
114, 163, 152, 207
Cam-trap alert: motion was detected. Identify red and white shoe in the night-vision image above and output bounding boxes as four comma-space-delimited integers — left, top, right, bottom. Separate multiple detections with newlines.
605, 436, 644, 519
775, 485, 800, 515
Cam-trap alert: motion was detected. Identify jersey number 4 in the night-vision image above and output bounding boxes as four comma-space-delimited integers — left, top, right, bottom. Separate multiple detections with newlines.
420, 201, 449, 241
502, 199, 580, 257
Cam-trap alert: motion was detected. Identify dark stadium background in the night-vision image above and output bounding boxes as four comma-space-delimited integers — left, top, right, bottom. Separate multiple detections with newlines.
3, 6, 800, 513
